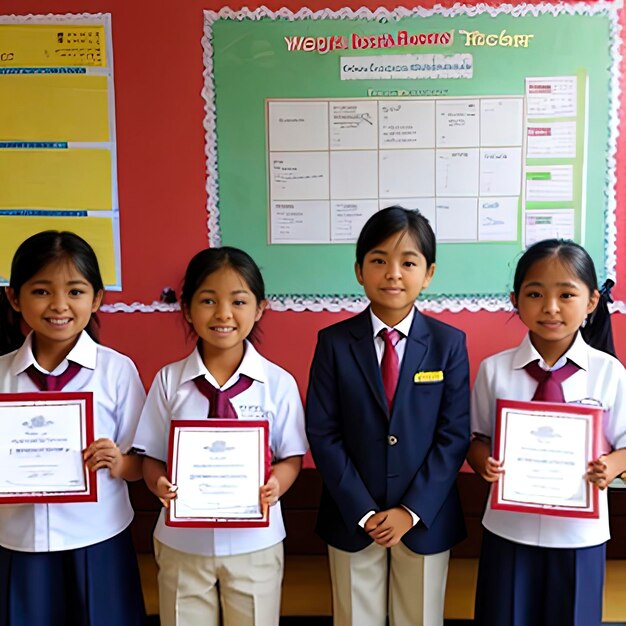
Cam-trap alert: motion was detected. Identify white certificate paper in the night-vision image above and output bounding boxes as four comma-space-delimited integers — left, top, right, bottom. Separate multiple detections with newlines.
167, 420, 269, 527
493, 399, 601, 518
0, 392, 95, 503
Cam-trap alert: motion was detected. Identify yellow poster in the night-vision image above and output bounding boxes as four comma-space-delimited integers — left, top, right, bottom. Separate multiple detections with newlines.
0, 15, 120, 289
0, 25, 106, 67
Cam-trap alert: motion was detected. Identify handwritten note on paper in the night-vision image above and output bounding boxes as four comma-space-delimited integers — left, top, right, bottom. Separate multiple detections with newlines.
479, 148, 522, 197
478, 197, 518, 241
268, 101, 329, 152
526, 76, 577, 118
331, 200, 378, 241
270, 201, 330, 243
436, 198, 478, 241
436, 100, 479, 148
481, 98, 524, 147
436, 149, 479, 197
379, 100, 436, 148
527, 122, 576, 159
526, 165, 574, 203
270, 152, 329, 200
379, 149, 435, 198
525, 210, 575, 246
330, 101, 378, 150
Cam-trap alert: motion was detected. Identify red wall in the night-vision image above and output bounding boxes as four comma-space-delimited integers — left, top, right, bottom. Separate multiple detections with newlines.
4, 0, 625, 400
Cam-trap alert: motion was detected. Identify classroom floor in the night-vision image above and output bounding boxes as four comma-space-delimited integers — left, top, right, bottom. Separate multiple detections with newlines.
139, 554, 626, 624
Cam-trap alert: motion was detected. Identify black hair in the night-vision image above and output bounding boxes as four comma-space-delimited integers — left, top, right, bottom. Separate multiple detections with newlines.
512, 239, 616, 356
355, 206, 436, 268
0, 231, 104, 355
180, 246, 266, 344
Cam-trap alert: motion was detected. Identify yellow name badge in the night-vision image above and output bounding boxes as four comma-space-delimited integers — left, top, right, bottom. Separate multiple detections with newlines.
414, 370, 444, 383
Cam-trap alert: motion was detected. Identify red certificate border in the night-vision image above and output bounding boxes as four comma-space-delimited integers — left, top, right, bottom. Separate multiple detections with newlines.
166, 419, 270, 528
0, 391, 96, 504
492, 399, 602, 518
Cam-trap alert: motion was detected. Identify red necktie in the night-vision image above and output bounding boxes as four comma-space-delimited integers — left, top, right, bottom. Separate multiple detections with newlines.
193, 374, 254, 419
26, 362, 82, 391
524, 360, 580, 403
380, 329, 402, 410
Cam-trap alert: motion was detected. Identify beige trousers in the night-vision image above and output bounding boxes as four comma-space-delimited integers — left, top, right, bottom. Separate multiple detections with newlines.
154, 539, 284, 626
328, 541, 449, 626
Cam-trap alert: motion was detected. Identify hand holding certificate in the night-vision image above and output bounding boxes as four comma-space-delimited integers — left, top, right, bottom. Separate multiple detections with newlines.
166, 420, 270, 528
492, 399, 603, 518
0, 392, 96, 503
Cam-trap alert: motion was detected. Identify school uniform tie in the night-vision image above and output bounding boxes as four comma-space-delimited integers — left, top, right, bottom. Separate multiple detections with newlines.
379, 328, 402, 410
193, 374, 254, 419
25, 362, 82, 391
524, 360, 580, 403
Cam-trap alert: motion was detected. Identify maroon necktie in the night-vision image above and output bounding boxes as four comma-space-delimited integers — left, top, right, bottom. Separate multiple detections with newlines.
26, 362, 82, 391
380, 329, 402, 410
193, 374, 254, 419
524, 360, 580, 403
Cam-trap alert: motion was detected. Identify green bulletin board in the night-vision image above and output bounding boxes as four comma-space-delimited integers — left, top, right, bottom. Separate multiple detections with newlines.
204, 5, 617, 307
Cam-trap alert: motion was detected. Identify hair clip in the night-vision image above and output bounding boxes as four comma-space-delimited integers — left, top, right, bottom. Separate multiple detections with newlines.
160, 287, 177, 304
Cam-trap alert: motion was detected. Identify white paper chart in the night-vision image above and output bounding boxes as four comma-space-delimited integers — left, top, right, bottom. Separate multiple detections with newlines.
267, 96, 525, 244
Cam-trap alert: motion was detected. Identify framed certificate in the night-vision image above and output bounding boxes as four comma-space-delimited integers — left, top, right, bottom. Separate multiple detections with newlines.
166, 420, 270, 528
492, 399, 603, 518
0, 392, 96, 504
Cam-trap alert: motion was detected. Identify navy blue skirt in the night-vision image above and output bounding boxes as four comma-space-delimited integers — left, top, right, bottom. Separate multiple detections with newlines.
0, 527, 145, 626
474, 529, 605, 626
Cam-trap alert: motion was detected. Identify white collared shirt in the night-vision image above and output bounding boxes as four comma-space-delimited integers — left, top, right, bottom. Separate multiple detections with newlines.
370, 307, 414, 366
471, 332, 626, 548
133, 340, 307, 557
0, 331, 146, 552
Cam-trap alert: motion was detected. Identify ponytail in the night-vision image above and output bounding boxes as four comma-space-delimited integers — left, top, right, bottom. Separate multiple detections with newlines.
0, 289, 26, 355
581, 279, 616, 357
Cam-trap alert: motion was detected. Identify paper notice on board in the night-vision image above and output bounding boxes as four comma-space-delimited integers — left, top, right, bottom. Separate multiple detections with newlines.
436, 198, 478, 241
525, 210, 575, 246
379, 100, 436, 148
478, 197, 518, 241
436, 149, 479, 197
436, 99, 479, 147
270, 152, 329, 200
330, 101, 378, 150
268, 101, 329, 152
526, 165, 574, 203
340, 54, 473, 80
479, 148, 522, 197
526, 76, 577, 117
270, 201, 330, 243
379, 149, 435, 198
527, 122, 576, 159
331, 200, 378, 241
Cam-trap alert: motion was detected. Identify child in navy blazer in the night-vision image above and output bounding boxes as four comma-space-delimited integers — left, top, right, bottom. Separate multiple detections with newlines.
306, 206, 471, 626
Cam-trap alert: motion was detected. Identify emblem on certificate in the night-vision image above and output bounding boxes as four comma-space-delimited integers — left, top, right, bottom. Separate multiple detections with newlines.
0, 392, 96, 503
492, 399, 603, 518
166, 420, 270, 528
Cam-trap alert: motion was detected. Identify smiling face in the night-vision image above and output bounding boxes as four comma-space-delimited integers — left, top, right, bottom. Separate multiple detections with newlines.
184, 265, 266, 365
355, 229, 435, 327
6, 259, 103, 365
511, 255, 599, 365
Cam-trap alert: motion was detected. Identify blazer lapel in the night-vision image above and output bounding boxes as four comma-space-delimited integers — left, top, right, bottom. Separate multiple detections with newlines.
349, 311, 388, 415
394, 312, 429, 412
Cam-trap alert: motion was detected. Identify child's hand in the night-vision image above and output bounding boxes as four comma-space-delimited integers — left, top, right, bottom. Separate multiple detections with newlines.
83, 438, 122, 477
365, 507, 412, 547
260, 474, 280, 507
155, 475, 178, 508
587, 455, 610, 490
480, 456, 504, 482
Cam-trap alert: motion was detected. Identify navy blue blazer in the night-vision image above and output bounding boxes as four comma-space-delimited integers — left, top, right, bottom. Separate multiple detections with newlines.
305, 308, 470, 554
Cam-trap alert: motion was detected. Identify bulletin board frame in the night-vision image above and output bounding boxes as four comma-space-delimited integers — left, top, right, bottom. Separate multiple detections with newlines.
203, 3, 622, 312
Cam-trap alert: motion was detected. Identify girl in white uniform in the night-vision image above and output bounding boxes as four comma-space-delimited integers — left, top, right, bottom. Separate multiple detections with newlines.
467, 239, 626, 626
0, 231, 146, 626
133, 246, 307, 626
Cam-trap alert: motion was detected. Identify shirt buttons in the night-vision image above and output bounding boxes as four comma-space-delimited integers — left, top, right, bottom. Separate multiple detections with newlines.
387, 435, 398, 446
